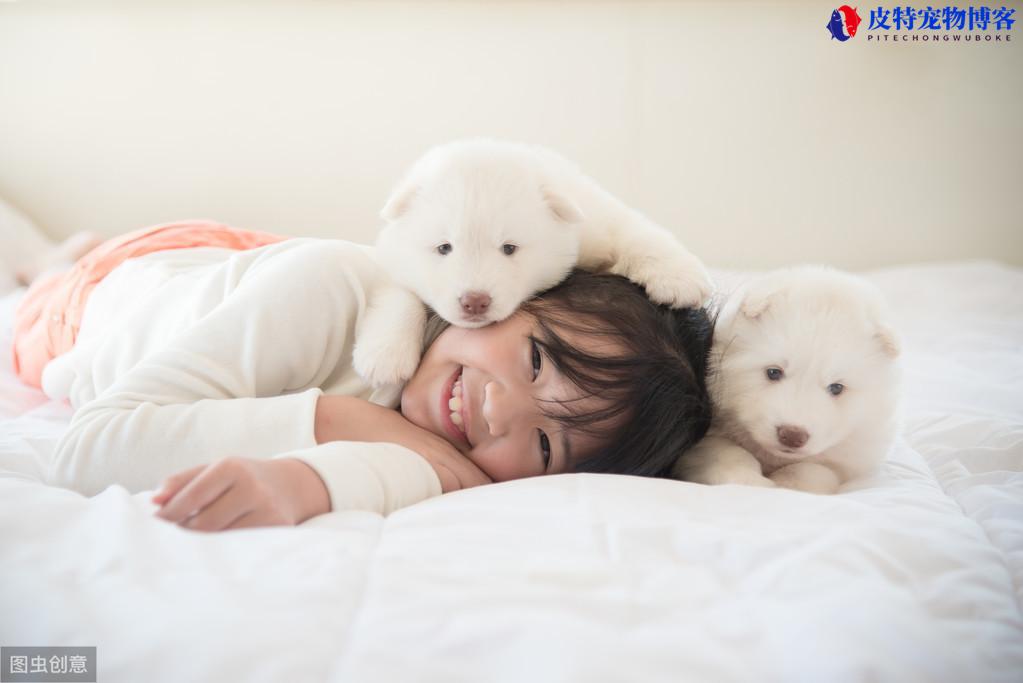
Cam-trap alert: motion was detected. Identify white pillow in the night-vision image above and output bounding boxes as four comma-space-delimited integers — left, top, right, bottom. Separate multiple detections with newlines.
0, 199, 54, 295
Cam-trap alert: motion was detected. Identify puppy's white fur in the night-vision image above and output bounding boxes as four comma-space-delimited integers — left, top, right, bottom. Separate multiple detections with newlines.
673, 266, 901, 494
354, 138, 711, 386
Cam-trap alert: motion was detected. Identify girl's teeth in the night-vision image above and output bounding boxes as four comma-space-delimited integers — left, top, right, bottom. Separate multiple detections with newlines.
449, 369, 466, 433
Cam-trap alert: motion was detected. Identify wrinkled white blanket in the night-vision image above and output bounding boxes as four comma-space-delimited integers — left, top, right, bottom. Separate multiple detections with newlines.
1, 261, 1021, 683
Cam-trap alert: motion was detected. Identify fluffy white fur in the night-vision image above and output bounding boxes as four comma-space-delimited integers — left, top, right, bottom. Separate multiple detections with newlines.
353, 138, 712, 386
673, 266, 902, 494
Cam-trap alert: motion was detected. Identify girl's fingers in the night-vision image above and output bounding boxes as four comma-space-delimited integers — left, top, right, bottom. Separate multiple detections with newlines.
420, 442, 492, 493
431, 463, 458, 494
223, 509, 286, 531
151, 464, 207, 505
449, 454, 492, 489
437, 457, 489, 493
156, 463, 236, 524
182, 484, 252, 532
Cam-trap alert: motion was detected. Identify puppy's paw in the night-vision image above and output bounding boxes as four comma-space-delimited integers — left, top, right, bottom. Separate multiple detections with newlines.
353, 331, 422, 387
643, 268, 712, 308
702, 466, 776, 488
676, 460, 776, 487
353, 284, 428, 387
769, 462, 841, 494
673, 436, 775, 487
613, 250, 713, 308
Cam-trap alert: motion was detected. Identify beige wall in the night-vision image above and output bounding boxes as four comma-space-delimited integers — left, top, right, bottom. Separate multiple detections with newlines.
1, 0, 1020, 270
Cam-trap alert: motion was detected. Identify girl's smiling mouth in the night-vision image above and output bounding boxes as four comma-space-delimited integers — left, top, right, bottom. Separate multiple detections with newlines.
441, 366, 472, 448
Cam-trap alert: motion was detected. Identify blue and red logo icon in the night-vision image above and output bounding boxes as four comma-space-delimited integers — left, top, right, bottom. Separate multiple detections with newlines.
827, 5, 863, 40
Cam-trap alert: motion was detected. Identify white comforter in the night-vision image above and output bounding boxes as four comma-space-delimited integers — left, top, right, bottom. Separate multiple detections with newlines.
1, 261, 1021, 683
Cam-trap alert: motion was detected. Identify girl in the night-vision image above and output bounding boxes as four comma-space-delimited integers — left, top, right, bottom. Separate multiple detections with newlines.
13, 221, 713, 531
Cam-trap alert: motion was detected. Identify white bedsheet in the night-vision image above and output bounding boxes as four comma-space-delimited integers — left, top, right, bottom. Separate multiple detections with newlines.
1, 261, 1021, 683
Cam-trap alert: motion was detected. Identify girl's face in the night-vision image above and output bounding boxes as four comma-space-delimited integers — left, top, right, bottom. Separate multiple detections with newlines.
400, 312, 613, 482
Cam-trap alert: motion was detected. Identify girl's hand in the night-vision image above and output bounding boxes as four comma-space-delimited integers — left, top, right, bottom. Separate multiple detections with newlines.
151, 457, 330, 532
315, 395, 493, 493
401, 429, 493, 494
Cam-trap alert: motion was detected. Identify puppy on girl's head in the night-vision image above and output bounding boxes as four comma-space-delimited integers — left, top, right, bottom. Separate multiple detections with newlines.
354, 138, 712, 387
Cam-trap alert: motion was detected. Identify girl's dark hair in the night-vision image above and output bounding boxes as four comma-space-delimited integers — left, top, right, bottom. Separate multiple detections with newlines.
422, 269, 713, 478
518, 269, 713, 478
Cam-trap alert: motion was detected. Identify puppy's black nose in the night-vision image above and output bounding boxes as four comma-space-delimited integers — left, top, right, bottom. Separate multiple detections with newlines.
777, 425, 809, 449
459, 291, 491, 317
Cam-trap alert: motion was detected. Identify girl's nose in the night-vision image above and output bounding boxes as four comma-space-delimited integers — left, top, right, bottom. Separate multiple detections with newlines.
482, 380, 529, 437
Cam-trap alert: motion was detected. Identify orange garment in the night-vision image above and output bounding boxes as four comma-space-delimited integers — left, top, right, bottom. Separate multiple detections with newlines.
12, 219, 289, 389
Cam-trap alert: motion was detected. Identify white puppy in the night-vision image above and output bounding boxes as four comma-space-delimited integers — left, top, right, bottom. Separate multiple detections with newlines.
353, 138, 712, 386
672, 266, 901, 494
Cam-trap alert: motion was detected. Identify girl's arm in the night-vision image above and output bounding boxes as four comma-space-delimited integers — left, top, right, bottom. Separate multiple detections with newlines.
49, 241, 371, 496
153, 396, 492, 531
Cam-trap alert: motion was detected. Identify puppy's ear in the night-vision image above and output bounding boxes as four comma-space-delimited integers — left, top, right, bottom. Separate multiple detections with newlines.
380, 181, 419, 222
875, 325, 901, 359
740, 291, 771, 319
542, 187, 584, 224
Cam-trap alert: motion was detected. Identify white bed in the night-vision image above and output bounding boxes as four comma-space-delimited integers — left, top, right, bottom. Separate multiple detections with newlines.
1, 261, 1021, 683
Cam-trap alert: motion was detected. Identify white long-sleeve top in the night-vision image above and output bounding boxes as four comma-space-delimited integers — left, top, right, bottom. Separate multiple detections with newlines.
42, 237, 443, 515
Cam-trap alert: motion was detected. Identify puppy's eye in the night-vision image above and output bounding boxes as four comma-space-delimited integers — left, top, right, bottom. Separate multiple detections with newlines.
827, 383, 845, 396
766, 367, 784, 381
436, 243, 452, 256
502, 243, 517, 256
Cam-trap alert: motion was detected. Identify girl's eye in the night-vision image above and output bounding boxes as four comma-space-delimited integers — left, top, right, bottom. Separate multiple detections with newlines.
436, 243, 452, 255
766, 367, 784, 381
538, 430, 551, 471
828, 383, 845, 396
502, 243, 517, 256
531, 339, 542, 380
